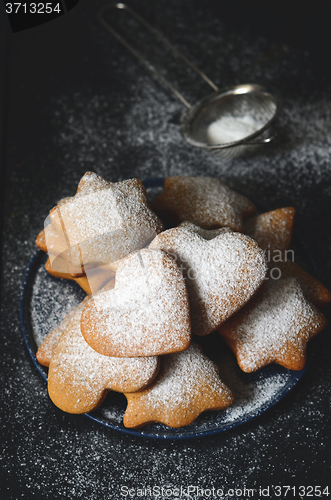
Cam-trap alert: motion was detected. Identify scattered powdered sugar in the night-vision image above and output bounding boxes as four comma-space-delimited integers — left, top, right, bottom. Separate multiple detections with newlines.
221, 372, 291, 424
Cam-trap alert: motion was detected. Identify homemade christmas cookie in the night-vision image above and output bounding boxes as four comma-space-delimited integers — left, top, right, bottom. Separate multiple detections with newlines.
150, 222, 267, 336
48, 172, 164, 273
123, 342, 234, 428
48, 312, 160, 414
34, 174, 330, 428
245, 207, 295, 252
218, 277, 328, 372
151, 176, 256, 231
80, 248, 191, 357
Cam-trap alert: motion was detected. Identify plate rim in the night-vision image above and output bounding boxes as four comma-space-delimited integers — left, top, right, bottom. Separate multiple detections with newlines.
20, 177, 321, 440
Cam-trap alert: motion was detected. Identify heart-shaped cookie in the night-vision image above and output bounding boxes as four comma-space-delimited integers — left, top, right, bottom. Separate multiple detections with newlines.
48, 311, 160, 414
80, 248, 191, 357
149, 223, 267, 336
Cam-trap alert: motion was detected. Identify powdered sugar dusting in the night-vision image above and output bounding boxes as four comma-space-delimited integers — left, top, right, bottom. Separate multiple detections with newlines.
219, 370, 290, 425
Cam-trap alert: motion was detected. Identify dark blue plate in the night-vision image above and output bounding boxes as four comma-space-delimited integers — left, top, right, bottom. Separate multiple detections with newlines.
20, 178, 321, 440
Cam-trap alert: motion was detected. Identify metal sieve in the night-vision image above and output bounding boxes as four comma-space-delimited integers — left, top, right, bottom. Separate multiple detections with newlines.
98, 3, 282, 158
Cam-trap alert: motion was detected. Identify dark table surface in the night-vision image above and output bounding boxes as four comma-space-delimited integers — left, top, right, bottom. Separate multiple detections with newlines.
1, 1, 331, 498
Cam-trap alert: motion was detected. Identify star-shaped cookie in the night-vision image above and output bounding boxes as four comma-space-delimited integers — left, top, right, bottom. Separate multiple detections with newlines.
150, 222, 267, 336
48, 172, 164, 273
218, 277, 328, 372
36, 221, 67, 255
123, 343, 234, 428
150, 176, 256, 231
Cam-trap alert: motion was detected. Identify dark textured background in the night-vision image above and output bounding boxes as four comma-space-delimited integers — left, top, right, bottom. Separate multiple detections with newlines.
1, 1, 331, 498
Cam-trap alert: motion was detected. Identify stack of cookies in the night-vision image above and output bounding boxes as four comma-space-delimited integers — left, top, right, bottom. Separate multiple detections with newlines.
35, 173, 330, 428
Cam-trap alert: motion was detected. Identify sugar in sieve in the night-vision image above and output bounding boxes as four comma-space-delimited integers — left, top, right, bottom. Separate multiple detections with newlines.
98, 3, 282, 158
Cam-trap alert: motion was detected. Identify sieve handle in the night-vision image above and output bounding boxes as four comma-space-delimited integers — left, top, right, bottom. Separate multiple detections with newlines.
97, 3, 219, 109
